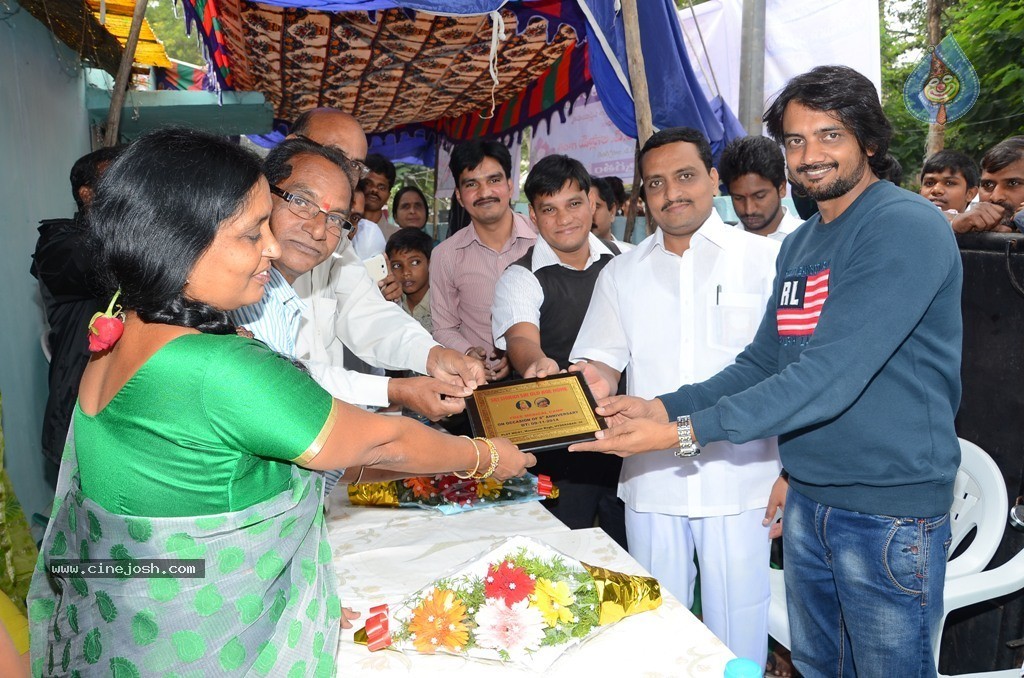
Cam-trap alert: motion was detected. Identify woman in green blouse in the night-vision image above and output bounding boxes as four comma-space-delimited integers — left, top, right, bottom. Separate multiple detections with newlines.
27, 128, 534, 677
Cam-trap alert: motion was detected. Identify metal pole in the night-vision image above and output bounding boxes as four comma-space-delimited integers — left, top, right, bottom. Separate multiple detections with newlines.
103, 0, 148, 146
620, 0, 654, 146
737, 0, 766, 135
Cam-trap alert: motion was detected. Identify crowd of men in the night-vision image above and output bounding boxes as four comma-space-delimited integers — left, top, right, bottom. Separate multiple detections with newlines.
32, 64, 1024, 677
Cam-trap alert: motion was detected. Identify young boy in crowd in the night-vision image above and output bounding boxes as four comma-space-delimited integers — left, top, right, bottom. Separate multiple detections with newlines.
919, 149, 980, 217
386, 228, 434, 333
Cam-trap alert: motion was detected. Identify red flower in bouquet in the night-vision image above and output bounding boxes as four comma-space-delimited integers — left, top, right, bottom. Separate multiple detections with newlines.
484, 560, 535, 605
87, 289, 125, 352
437, 475, 477, 506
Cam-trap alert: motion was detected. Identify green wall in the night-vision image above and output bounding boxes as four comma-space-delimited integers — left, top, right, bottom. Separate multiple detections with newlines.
0, 4, 90, 520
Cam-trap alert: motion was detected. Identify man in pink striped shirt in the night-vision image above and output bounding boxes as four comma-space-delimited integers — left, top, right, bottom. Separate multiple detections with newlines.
430, 140, 536, 381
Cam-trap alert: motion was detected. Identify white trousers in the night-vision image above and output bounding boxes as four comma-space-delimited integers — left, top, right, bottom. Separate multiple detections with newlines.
625, 506, 771, 665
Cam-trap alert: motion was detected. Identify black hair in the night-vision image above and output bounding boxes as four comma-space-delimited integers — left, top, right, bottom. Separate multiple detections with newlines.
392, 185, 428, 216
523, 154, 591, 204
263, 137, 352, 186
921, 149, 980, 188
763, 65, 894, 179
446, 198, 471, 236
605, 176, 627, 208
365, 153, 396, 187
449, 140, 512, 185
90, 127, 263, 334
717, 136, 786, 189
290, 109, 318, 136
981, 136, 1024, 174
589, 176, 616, 209
637, 127, 714, 174
385, 227, 434, 260
879, 154, 903, 187
71, 145, 125, 211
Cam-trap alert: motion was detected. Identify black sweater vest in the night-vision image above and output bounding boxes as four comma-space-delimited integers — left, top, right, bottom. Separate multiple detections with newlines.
510, 241, 619, 370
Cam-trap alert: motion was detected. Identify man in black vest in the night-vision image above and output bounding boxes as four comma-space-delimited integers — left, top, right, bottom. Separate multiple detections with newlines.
490, 154, 625, 547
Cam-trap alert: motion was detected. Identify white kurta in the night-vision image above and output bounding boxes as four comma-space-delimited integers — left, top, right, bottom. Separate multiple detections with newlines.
293, 240, 438, 408
570, 211, 782, 518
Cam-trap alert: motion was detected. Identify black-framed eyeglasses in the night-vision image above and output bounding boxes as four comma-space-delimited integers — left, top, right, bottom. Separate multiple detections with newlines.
270, 185, 353, 237
294, 134, 371, 179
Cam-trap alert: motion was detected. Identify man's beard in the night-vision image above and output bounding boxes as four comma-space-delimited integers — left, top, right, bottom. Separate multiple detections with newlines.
788, 155, 868, 202
741, 202, 781, 231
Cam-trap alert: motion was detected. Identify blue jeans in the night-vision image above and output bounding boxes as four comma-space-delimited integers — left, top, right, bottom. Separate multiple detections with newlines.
783, 486, 951, 678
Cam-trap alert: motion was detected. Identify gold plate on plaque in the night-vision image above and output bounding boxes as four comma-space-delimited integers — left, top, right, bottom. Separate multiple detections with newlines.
465, 373, 606, 452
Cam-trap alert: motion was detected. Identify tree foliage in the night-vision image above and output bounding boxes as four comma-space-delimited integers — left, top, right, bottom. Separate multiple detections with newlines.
881, 0, 1024, 185
145, 0, 206, 67
943, 1, 1024, 158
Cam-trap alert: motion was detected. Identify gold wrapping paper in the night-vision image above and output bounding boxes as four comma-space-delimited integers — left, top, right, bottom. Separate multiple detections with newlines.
581, 561, 662, 625
348, 482, 401, 507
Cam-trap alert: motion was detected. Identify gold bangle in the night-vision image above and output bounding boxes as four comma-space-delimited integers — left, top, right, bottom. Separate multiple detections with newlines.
473, 437, 500, 480
453, 435, 481, 480
353, 466, 366, 485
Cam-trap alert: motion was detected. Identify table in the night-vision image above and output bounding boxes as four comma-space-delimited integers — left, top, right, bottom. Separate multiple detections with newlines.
326, 498, 735, 676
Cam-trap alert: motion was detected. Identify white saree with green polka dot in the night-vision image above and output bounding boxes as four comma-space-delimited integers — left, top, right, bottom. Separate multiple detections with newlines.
27, 423, 341, 677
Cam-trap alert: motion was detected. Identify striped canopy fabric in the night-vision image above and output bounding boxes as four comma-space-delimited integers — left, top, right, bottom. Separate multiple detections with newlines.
176, 0, 591, 140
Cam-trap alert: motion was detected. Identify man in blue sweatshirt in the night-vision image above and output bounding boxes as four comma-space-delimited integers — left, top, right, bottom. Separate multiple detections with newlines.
571, 65, 962, 677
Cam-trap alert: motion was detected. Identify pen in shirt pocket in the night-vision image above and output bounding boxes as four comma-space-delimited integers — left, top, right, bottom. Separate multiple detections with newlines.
716, 284, 722, 305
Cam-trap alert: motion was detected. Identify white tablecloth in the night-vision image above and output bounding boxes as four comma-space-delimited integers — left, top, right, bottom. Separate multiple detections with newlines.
326, 498, 735, 676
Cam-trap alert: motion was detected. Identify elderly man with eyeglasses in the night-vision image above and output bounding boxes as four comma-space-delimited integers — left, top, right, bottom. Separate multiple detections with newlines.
234, 135, 485, 439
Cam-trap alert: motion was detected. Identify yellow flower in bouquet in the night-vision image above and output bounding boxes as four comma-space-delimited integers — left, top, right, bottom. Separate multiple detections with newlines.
475, 477, 504, 499
408, 588, 469, 653
531, 577, 575, 628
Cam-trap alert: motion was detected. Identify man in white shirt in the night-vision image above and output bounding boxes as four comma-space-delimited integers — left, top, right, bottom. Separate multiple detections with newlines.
570, 127, 782, 665
718, 135, 803, 242
363, 153, 399, 241
236, 138, 481, 420
491, 154, 625, 545
346, 183, 387, 260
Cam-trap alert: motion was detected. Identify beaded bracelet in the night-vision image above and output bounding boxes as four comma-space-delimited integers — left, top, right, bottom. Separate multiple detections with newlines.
473, 437, 500, 480
453, 436, 482, 479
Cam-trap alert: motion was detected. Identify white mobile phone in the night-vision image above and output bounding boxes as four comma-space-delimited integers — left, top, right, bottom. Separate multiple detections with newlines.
363, 253, 388, 282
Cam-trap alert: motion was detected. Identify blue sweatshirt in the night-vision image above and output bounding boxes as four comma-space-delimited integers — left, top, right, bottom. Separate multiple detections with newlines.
659, 181, 962, 517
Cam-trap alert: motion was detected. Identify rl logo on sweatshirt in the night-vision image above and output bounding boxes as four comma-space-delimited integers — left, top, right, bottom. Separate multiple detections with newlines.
777, 267, 831, 337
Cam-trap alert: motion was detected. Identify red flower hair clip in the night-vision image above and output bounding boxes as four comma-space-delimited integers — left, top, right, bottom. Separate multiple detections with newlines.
88, 289, 126, 352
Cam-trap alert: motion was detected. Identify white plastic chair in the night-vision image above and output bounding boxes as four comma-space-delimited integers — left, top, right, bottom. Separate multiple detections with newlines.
767, 438, 1014, 677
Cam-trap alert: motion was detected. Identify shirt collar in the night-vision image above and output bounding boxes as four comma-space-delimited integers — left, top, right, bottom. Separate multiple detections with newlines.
455, 211, 537, 251
636, 208, 730, 260
267, 266, 306, 311
530, 232, 613, 272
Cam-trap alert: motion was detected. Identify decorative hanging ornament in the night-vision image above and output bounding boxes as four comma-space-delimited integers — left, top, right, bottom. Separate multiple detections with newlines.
87, 289, 126, 352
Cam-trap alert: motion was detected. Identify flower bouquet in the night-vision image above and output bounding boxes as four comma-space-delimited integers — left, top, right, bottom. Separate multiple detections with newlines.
355, 536, 661, 670
347, 473, 557, 515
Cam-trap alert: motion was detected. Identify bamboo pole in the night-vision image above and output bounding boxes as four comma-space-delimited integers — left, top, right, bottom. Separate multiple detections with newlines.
620, 0, 654, 146
737, 0, 766, 135
924, 0, 945, 159
620, 0, 654, 242
102, 0, 148, 147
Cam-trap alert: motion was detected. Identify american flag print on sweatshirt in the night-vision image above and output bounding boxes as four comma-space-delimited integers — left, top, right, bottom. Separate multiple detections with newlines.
777, 266, 831, 337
